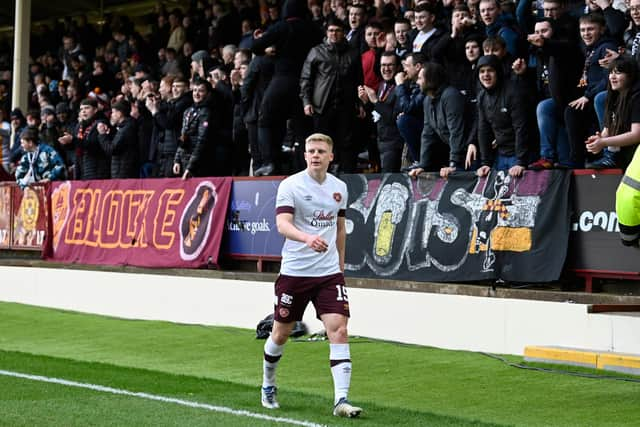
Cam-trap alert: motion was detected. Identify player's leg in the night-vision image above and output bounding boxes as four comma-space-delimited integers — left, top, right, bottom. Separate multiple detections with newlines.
321, 313, 362, 417
315, 275, 362, 418
262, 275, 312, 409
261, 320, 295, 409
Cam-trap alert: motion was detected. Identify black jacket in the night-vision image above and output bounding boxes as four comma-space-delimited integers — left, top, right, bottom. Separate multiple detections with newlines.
431, 30, 483, 91
600, 6, 627, 43
541, 13, 584, 108
420, 85, 467, 168
74, 116, 110, 180
412, 27, 447, 63
241, 55, 275, 124
98, 117, 139, 179
151, 92, 192, 160
299, 39, 364, 114
251, 0, 323, 76
347, 26, 367, 55
176, 99, 213, 177
477, 55, 530, 166
371, 80, 403, 145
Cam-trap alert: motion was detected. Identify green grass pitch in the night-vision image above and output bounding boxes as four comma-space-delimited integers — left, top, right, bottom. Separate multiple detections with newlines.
0, 301, 638, 426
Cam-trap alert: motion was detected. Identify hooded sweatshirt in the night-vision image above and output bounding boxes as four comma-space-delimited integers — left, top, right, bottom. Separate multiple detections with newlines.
476, 55, 531, 166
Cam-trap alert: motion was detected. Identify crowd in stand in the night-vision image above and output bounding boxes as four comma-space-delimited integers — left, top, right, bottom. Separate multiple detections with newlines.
1, 0, 640, 186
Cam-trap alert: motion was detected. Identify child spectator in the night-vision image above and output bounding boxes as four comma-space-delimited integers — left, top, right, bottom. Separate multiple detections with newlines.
15, 128, 66, 189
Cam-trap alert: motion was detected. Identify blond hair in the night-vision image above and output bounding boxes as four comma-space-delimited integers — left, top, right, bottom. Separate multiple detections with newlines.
305, 133, 334, 148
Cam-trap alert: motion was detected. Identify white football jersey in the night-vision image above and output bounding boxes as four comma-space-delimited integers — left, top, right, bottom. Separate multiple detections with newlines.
276, 170, 348, 277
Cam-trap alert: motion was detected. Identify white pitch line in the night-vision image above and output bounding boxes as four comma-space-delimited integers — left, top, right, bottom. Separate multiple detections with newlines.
0, 369, 326, 427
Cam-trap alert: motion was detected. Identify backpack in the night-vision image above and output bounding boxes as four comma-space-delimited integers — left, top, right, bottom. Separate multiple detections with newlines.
255, 313, 308, 339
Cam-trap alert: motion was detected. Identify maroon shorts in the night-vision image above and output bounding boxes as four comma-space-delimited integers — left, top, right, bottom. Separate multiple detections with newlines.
273, 272, 351, 323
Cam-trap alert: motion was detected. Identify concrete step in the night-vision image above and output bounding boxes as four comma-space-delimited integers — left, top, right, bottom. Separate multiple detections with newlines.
525, 345, 640, 375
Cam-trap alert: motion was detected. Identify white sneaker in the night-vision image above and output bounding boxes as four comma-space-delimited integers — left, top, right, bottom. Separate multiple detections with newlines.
261, 386, 279, 409
333, 398, 362, 418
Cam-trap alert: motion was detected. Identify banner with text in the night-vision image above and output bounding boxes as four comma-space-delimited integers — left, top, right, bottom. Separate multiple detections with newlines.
223, 179, 284, 258
45, 177, 232, 268
343, 171, 571, 282
566, 172, 638, 272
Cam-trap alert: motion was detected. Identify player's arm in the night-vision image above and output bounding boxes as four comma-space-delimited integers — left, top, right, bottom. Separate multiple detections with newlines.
276, 212, 328, 252
336, 216, 346, 272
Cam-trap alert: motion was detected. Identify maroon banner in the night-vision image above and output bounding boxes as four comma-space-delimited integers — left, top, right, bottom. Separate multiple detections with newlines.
12, 184, 48, 250
0, 184, 12, 248
45, 177, 232, 268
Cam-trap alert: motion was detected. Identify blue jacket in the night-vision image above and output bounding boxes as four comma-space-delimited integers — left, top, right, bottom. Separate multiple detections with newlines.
395, 81, 424, 119
15, 143, 66, 188
485, 14, 522, 57
581, 36, 618, 100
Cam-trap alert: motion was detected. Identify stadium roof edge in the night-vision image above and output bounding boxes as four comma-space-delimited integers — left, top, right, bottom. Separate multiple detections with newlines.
0, 0, 176, 36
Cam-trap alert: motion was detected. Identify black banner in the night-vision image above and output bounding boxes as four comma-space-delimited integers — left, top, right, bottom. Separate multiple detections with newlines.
343, 171, 571, 282
567, 172, 638, 272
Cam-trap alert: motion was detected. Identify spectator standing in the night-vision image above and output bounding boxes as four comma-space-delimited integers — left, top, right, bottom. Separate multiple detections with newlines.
478, 0, 524, 57
395, 52, 425, 168
8, 109, 27, 170
97, 100, 139, 179
161, 48, 182, 77
346, 4, 368, 54
173, 78, 215, 179
409, 62, 469, 178
231, 60, 251, 176
526, 19, 570, 169
54, 102, 76, 169
241, 48, 276, 174
432, 5, 483, 91
476, 54, 532, 177
251, 0, 324, 176
524, 0, 582, 168
358, 51, 404, 172
362, 22, 384, 90
39, 106, 61, 149
411, 3, 446, 62
58, 98, 110, 180
300, 19, 365, 174
59, 33, 85, 82
167, 9, 187, 53
584, 0, 627, 42
623, 0, 640, 63
393, 18, 412, 58
207, 66, 235, 177
148, 76, 192, 177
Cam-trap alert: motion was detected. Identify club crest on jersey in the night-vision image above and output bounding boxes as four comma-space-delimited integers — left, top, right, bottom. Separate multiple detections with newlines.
333, 192, 342, 203
280, 293, 293, 305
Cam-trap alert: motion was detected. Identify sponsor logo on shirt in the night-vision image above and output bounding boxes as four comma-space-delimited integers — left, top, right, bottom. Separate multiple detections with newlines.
310, 210, 336, 228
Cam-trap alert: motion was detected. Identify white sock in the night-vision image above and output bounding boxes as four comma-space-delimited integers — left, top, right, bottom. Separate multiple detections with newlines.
329, 343, 351, 404
263, 336, 284, 388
